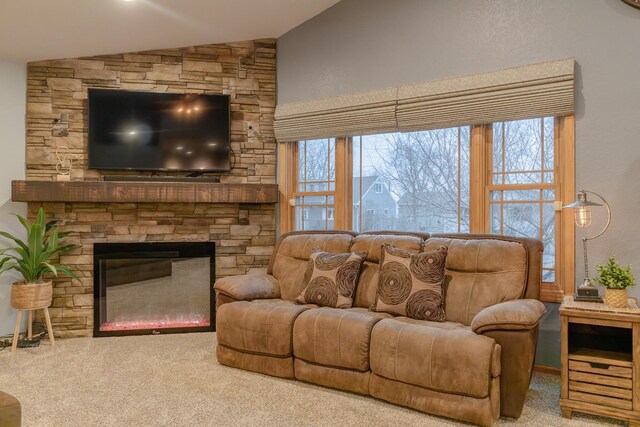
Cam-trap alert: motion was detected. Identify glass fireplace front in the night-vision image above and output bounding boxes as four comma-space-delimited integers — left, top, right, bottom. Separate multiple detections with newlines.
93, 242, 215, 337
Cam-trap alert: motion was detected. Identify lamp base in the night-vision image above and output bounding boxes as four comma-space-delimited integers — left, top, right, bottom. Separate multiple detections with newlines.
573, 295, 603, 303
577, 286, 600, 298
574, 279, 602, 303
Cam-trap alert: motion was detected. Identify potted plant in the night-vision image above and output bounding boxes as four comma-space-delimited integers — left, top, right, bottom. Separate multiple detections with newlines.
0, 208, 79, 311
593, 257, 635, 308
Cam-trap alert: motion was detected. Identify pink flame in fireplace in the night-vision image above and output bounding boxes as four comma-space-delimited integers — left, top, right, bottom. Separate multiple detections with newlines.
100, 316, 210, 331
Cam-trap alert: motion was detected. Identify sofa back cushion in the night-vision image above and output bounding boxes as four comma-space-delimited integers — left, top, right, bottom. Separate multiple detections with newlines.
269, 232, 355, 301
423, 237, 528, 326
351, 233, 424, 308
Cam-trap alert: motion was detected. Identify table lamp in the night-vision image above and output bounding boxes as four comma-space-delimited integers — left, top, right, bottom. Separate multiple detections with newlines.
563, 190, 611, 302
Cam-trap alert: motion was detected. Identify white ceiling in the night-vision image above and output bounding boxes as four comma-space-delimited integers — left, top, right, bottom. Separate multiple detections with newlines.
0, 0, 340, 63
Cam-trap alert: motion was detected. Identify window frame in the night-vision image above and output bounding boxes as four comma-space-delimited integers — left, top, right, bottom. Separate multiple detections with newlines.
278, 116, 575, 302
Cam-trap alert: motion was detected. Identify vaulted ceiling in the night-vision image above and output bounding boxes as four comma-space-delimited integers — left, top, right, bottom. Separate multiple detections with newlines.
0, 0, 340, 62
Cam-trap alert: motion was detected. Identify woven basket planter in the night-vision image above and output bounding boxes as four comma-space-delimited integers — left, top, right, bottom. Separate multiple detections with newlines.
603, 288, 628, 309
10, 282, 53, 310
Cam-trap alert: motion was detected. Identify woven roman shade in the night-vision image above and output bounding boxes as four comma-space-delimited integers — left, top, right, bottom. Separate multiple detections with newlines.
396, 58, 575, 132
274, 58, 574, 141
274, 87, 398, 141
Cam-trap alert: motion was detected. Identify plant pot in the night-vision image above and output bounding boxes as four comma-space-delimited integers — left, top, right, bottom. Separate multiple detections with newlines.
10, 281, 53, 310
603, 288, 628, 309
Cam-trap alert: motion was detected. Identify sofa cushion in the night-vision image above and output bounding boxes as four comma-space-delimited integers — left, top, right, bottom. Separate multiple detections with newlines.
295, 249, 367, 308
370, 318, 501, 398
271, 233, 354, 301
373, 245, 447, 321
351, 234, 424, 309
250, 298, 312, 305
391, 316, 468, 331
423, 237, 528, 325
216, 300, 310, 357
214, 274, 280, 301
346, 306, 394, 318
293, 307, 389, 371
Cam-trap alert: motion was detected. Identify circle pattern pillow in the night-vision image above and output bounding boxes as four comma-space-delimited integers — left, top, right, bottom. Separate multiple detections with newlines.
373, 244, 448, 321
295, 249, 367, 308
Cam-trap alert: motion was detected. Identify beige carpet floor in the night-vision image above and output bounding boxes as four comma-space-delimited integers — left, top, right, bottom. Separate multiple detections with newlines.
0, 333, 623, 427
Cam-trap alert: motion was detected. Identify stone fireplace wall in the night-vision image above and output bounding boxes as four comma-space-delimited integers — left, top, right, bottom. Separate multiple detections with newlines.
24, 40, 277, 337
29, 201, 274, 337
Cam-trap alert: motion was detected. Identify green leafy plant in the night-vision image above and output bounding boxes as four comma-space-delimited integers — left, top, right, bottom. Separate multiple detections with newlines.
0, 208, 79, 284
593, 257, 635, 290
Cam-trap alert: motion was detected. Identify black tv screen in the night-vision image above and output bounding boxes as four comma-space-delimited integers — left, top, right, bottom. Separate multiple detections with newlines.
88, 89, 230, 171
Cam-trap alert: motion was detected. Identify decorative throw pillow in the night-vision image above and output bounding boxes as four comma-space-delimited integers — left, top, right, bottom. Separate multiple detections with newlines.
295, 249, 367, 308
373, 244, 448, 321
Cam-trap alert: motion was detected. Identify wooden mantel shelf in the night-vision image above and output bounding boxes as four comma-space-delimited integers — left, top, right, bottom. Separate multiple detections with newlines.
11, 180, 278, 204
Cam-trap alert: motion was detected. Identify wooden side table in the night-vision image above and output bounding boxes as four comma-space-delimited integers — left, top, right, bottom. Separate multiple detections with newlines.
560, 296, 640, 426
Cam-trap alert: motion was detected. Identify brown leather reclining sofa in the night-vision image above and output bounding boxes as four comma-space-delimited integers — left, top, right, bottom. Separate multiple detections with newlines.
214, 231, 546, 426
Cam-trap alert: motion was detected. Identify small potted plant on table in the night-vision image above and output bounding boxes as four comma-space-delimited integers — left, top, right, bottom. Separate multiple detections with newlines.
593, 257, 635, 308
0, 208, 79, 351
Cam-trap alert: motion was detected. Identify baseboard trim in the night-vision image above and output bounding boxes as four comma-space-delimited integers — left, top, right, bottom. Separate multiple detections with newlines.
534, 364, 560, 375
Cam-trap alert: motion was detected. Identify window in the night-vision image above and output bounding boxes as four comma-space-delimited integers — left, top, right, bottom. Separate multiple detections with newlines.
282, 139, 338, 231
279, 116, 575, 302
489, 118, 556, 283
353, 128, 470, 233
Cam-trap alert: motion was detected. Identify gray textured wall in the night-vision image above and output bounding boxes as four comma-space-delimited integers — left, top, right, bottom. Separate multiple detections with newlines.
277, 0, 640, 367
0, 59, 27, 336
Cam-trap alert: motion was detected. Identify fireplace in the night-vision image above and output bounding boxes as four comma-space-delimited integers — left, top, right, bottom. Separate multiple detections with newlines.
93, 242, 215, 337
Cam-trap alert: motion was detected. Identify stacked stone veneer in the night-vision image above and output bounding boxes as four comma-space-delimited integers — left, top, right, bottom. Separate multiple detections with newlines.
24, 40, 277, 337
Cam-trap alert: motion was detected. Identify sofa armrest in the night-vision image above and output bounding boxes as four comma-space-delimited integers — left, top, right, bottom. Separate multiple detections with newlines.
471, 299, 546, 334
214, 273, 281, 301
471, 299, 546, 418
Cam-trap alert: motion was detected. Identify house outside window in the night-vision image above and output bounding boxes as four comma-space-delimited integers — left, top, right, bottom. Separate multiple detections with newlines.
322, 208, 335, 221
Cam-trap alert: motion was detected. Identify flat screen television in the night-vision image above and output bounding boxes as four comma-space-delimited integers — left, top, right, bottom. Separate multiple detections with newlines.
88, 89, 231, 172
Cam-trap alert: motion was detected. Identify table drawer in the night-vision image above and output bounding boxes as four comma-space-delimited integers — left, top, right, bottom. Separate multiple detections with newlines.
569, 370, 633, 389
569, 380, 632, 400
569, 390, 632, 410
568, 358, 634, 411
568, 359, 632, 378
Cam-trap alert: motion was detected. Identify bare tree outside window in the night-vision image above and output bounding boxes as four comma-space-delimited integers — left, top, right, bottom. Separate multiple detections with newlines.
354, 127, 470, 233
